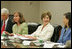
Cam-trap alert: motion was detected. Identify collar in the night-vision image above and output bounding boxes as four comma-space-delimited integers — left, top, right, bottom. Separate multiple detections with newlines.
46, 23, 50, 26
5, 17, 9, 24
3, 17, 9, 24
42, 23, 50, 27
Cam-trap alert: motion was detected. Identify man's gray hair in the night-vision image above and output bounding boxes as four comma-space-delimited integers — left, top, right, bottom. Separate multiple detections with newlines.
1, 8, 9, 14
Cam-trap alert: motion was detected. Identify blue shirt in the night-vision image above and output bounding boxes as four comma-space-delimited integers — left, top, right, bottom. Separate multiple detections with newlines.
57, 26, 71, 44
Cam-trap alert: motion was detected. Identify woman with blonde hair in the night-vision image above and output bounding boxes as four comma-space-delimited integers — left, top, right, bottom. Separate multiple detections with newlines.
25, 11, 54, 42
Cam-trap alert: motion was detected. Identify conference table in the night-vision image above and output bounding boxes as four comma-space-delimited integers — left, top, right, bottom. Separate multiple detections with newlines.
1, 42, 43, 48
1, 35, 65, 48
1, 35, 44, 48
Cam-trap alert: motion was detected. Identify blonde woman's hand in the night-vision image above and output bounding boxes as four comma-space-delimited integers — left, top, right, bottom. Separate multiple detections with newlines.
9, 33, 14, 36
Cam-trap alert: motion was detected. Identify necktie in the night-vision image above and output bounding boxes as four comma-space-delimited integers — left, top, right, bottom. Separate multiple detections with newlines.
1, 21, 5, 35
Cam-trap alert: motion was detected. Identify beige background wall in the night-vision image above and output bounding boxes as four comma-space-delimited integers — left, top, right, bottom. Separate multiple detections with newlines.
1, 1, 40, 23
1, 1, 9, 9
40, 1, 71, 26
1, 1, 71, 25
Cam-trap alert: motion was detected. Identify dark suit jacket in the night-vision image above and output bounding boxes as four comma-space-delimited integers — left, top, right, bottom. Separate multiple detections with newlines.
1, 16, 14, 33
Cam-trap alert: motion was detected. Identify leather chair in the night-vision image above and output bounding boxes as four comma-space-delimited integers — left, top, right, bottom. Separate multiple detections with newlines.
28, 24, 41, 34
51, 25, 62, 42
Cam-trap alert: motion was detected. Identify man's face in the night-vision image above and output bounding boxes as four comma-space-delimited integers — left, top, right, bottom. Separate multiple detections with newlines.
1, 13, 8, 21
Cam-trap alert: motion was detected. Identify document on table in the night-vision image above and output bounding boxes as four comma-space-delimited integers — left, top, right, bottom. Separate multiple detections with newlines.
13, 34, 30, 40
22, 41, 31, 45
18, 36, 30, 40
43, 41, 63, 48
57, 44, 66, 48
1, 36, 4, 39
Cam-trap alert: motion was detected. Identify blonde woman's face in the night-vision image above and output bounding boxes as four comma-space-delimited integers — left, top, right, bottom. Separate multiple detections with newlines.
14, 13, 20, 23
43, 15, 50, 24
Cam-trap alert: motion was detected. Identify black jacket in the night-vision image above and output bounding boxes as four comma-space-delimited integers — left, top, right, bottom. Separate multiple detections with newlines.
1, 16, 14, 33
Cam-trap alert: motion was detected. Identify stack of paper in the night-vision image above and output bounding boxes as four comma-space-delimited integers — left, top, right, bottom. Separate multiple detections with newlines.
22, 41, 31, 45
57, 44, 66, 48
18, 36, 30, 40
1, 36, 4, 40
13, 34, 30, 40
43, 41, 63, 48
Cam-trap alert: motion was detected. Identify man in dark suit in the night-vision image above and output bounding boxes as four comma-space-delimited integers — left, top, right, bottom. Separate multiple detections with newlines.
1, 8, 14, 35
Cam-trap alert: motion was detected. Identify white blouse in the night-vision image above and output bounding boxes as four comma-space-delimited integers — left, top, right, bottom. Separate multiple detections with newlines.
31, 23, 54, 41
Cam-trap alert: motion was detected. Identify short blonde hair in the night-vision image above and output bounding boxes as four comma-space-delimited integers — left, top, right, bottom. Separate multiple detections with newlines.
1, 8, 9, 14
41, 11, 52, 20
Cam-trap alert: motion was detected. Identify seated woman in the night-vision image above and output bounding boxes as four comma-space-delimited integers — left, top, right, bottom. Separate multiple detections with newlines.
25, 11, 54, 42
57, 12, 71, 44
10, 12, 28, 35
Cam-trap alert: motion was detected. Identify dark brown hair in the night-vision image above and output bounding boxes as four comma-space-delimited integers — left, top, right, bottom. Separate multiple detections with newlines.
64, 12, 71, 28
13, 12, 25, 24
41, 11, 52, 20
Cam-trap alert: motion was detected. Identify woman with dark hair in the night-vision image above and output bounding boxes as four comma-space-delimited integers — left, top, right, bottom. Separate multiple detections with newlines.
10, 12, 28, 35
57, 12, 71, 44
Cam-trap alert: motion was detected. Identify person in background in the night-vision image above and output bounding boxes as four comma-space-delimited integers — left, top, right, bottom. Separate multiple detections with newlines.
25, 11, 54, 42
57, 12, 71, 45
1, 8, 14, 35
10, 12, 28, 36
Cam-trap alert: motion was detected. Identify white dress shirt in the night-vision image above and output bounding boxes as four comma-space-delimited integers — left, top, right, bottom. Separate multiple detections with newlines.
31, 23, 54, 41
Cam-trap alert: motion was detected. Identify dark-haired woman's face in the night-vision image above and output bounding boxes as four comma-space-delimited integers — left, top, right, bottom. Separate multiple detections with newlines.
63, 16, 69, 26
14, 13, 20, 23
